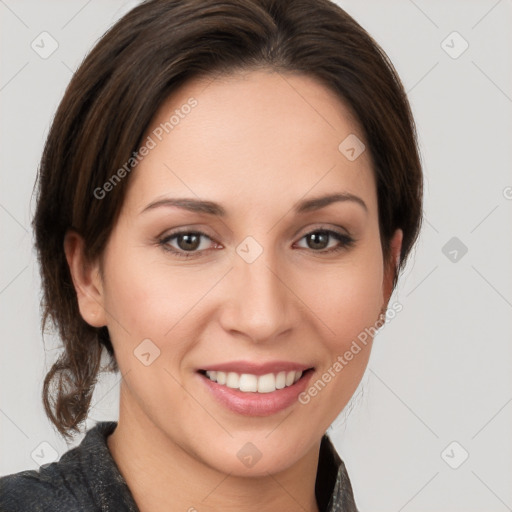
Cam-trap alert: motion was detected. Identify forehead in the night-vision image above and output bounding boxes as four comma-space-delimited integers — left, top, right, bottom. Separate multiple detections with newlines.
126, 70, 376, 217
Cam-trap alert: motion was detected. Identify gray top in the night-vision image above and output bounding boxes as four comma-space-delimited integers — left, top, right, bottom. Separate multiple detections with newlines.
0, 421, 359, 511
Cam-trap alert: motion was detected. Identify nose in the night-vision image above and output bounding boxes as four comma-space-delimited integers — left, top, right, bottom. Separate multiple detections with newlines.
218, 244, 297, 344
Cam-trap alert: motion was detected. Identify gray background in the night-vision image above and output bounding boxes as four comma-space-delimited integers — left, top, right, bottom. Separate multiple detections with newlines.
1, 1, 511, 511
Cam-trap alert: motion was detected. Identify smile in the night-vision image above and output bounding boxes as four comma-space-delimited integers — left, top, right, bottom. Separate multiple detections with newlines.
203, 370, 303, 393
197, 366, 315, 416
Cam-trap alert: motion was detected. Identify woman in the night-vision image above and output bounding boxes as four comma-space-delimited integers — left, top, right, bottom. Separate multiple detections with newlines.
0, 0, 422, 510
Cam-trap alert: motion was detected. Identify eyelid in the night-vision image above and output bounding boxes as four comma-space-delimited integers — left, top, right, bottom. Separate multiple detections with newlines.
294, 223, 351, 239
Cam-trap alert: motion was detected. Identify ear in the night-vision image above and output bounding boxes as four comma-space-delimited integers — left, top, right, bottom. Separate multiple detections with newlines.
64, 230, 107, 328
382, 228, 403, 309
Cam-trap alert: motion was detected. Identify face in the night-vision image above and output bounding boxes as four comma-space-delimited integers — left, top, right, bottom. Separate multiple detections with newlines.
70, 70, 401, 476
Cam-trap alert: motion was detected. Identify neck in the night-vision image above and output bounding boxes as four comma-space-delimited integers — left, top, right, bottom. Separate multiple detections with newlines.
107, 388, 321, 512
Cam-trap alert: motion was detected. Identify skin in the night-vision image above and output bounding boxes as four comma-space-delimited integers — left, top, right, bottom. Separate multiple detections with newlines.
65, 69, 402, 512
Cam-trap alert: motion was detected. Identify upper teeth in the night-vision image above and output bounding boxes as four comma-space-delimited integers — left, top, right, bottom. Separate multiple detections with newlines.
205, 370, 303, 393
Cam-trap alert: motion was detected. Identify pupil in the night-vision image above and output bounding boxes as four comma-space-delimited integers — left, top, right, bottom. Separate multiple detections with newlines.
309, 232, 328, 250
179, 233, 200, 251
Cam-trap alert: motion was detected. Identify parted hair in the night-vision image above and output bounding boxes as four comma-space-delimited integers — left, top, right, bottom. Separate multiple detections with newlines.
33, 0, 423, 439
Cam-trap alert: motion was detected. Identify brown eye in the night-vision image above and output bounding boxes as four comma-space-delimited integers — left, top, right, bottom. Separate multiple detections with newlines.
175, 233, 201, 251
296, 229, 355, 253
305, 231, 330, 250
159, 230, 216, 258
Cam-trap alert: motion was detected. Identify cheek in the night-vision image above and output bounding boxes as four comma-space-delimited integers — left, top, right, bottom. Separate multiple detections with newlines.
294, 256, 384, 431
331, 267, 382, 337
99, 248, 205, 405
304, 248, 384, 347
100, 242, 222, 364
107, 268, 192, 332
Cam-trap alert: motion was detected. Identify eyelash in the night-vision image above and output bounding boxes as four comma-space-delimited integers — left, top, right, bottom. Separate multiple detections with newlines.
157, 228, 356, 259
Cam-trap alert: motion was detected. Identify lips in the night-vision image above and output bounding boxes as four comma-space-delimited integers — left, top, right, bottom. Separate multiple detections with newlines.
196, 360, 314, 414
197, 365, 315, 416
198, 360, 312, 376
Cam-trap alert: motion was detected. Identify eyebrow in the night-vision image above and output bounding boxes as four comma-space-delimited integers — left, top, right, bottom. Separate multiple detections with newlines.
295, 192, 367, 214
141, 192, 367, 216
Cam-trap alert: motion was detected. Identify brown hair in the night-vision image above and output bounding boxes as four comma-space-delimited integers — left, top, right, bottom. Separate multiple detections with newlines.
33, 0, 422, 439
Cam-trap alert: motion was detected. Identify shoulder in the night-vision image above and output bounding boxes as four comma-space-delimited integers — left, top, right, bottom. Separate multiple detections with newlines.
0, 421, 128, 512
0, 467, 86, 511
0, 457, 88, 511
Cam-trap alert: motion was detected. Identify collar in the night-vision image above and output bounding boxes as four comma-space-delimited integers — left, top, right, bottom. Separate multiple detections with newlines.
317, 433, 359, 512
